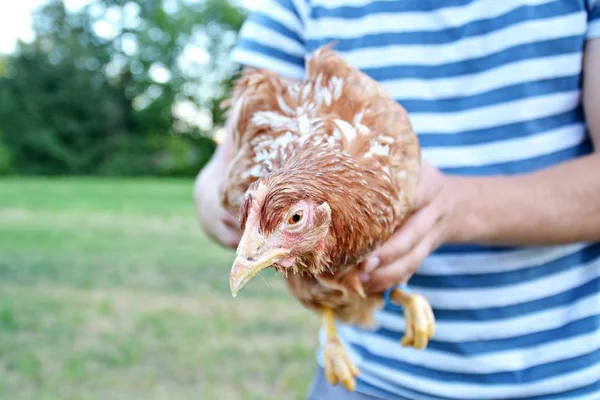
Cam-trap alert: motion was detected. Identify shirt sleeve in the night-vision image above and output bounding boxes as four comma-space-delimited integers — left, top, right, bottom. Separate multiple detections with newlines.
230, 0, 308, 80
588, 0, 600, 40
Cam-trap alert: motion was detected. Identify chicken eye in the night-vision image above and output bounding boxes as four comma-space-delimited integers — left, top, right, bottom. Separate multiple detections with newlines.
288, 211, 304, 225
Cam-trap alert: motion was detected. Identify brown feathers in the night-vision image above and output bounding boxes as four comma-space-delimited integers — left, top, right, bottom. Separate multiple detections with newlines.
239, 192, 252, 232
220, 45, 420, 325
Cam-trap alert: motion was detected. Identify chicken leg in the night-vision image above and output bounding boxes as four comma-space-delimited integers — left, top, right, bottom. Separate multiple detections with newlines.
389, 287, 435, 349
322, 307, 360, 391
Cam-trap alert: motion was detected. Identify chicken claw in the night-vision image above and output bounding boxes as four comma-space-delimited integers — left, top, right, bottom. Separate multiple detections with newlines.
390, 288, 435, 349
322, 307, 360, 391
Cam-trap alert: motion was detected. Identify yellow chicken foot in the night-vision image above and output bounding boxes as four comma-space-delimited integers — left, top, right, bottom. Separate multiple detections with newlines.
390, 288, 435, 349
322, 307, 359, 391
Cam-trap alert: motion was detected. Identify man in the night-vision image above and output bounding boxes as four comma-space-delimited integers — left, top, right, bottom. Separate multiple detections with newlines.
195, 0, 600, 398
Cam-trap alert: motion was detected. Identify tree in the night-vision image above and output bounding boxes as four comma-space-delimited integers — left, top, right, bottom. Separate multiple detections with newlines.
0, 0, 245, 175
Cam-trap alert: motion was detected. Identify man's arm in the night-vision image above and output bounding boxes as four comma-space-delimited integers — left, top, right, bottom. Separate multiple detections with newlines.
448, 39, 600, 246
194, 68, 269, 249
193, 116, 241, 249
362, 39, 600, 291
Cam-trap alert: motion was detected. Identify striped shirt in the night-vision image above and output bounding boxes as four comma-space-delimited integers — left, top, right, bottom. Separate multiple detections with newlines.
230, 1, 600, 398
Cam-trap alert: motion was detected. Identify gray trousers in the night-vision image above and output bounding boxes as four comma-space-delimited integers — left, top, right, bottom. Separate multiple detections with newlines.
306, 367, 384, 400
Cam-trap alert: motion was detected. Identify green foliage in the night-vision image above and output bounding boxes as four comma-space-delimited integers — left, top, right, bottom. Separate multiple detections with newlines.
0, 0, 246, 176
0, 130, 12, 175
0, 48, 120, 174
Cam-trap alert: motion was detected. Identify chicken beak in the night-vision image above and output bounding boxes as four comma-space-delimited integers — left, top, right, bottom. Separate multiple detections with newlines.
229, 224, 290, 297
229, 248, 290, 297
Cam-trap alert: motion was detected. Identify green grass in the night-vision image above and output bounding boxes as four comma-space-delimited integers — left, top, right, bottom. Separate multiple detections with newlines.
0, 177, 319, 400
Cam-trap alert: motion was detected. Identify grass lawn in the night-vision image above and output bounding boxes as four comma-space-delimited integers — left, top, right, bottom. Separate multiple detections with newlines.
0, 177, 319, 400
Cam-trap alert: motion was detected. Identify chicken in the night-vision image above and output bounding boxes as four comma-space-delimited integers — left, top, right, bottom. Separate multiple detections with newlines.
219, 45, 435, 392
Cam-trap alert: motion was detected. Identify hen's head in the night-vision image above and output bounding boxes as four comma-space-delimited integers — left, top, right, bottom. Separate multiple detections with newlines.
229, 177, 332, 297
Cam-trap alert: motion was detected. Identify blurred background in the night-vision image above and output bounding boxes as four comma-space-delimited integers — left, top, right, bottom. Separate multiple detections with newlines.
0, 1, 318, 399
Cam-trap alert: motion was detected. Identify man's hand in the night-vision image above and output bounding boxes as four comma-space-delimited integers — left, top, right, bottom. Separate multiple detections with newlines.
359, 161, 458, 293
194, 163, 241, 250
193, 122, 241, 250
359, 38, 600, 293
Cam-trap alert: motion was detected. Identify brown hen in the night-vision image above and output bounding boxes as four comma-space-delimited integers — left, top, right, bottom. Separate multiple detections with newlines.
219, 45, 435, 392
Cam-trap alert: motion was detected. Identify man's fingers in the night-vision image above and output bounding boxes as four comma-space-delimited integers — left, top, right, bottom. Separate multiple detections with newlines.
366, 244, 424, 293
373, 207, 440, 267
366, 226, 443, 293
412, 163, 443, 210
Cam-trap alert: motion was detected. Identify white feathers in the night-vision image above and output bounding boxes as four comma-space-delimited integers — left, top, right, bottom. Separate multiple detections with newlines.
321, 87, 333, 106
314, 83, 333, 108
326, 135, 337, 147
301, 83, 312, 101
332, 128, 341, 140
370, 140, 390, 157
334, 119, 357, 144
330, 76, 344, 100
252, 111, 295, 130
251, 131, 298, 174
289, 84, 300, 102
277, 94, 294, 114
275, 131, 296, 146
242, 164, 264, 179
297, 114, 310, 136
356, 124, 370, 136
293, 74, 344, 113
315, 73, 324, 93
243, 70, 398, 182
354, 110, 365, 125
252, 106, 325, 145
254, 148, 271, 163
312, 119, 325, 132
312, 73, 337, 108
295, 106, 306, 116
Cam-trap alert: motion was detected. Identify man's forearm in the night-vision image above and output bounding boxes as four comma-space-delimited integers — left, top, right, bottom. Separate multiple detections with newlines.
446, 39, 600, 247
448, 153, 600, 246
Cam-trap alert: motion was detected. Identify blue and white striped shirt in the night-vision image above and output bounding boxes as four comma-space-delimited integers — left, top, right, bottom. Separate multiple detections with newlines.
230, 1, 600, 398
